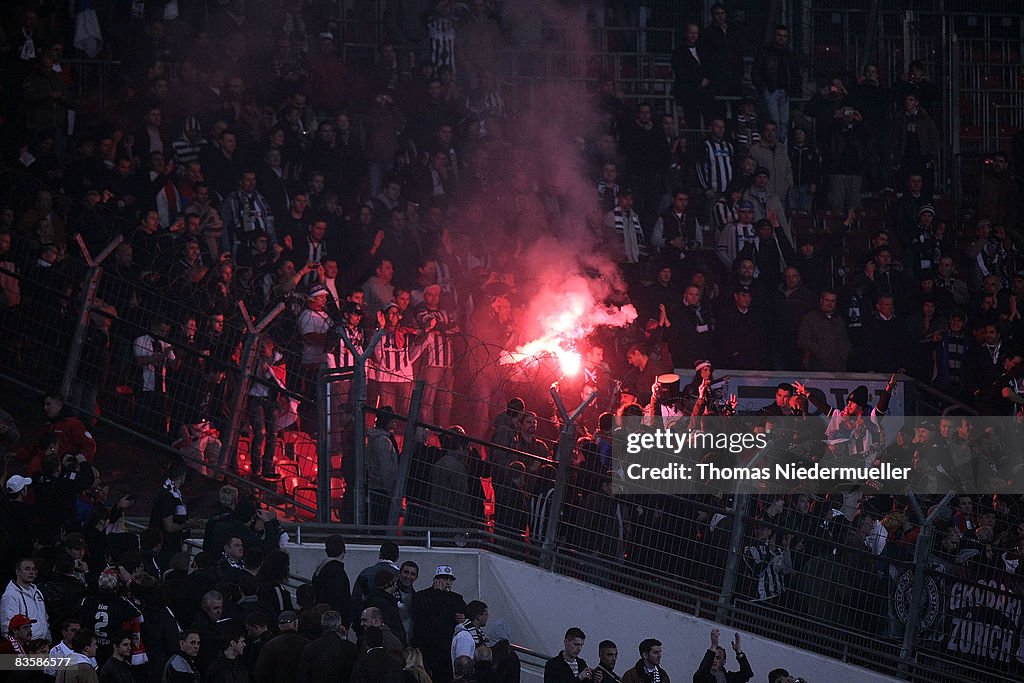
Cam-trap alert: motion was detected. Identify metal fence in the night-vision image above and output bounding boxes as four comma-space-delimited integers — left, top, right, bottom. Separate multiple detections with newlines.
4, 226, 1023, 681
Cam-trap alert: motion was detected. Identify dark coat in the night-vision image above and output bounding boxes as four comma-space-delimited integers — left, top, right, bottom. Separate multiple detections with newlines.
544, 654, 588, 683
252, 631, 309, 683
311, 558, 351, 615
295, 631, 358, 683
691, 648, 753, 683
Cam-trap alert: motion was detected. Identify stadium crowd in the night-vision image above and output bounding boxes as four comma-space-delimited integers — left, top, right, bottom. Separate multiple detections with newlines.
1, 1, 1024, 680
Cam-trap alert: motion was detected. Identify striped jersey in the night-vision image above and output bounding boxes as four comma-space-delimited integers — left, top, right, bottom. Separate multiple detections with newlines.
414, 306, 455, 367
697, 137, 734, 193
369, 329, 427, 382
333, 324, 364, 369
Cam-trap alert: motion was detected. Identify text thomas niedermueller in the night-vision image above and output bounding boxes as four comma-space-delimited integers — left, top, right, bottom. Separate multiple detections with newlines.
626, 462, 911, 481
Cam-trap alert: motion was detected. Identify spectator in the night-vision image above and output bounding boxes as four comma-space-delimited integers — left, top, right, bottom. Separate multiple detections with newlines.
749, 122, 794, 201
296, 610, 357, 683
311, 534, 351, 615
0, 614, 35, 655
702, 4, 744, 99
697, 119, 734, 224
595, 640, 620, 683
751, 26, 801, 143
353, 542, 401, 606
692, 629, 752, 683
148, 462, 196, 568
671, 24, 711, 129
412, 565, 466, 683
350, 626, 403, 683
205, 623, 248, 683
58, 627, 99, 683
451, 600, 488, 667
797, 290, 851, 371
786, 128, 820, 213
891, 94, 941, 197
253, 611, 308, 683
621, 638, 669, 683
163, 630, 201, 683
359, 606, 404, 654
98, 632, 135, 683
742, 168, 792, 246
715, 284, 769, 370
543, 627, 592, 683
825, 106, 867, 213
1, 559, 49, 641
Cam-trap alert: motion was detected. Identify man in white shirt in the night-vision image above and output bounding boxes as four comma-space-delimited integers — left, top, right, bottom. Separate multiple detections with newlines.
48, 618, 96, 675
0, 559, 49, 641
133, 319, 175, 439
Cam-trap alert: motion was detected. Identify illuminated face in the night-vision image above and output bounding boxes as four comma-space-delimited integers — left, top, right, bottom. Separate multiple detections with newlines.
643, 645, 663, 668
424, 288, 441, 308
396, 290, 411, 310
683, 286, 701, 306
114, 638, 133, 659
43, 397, 62, 419
599, 647, 617, 671
775, 387, 792, 407
672, 193, 688, 212
564, 637, 585, 659
377, 260, 394, 283
180, 633, 201, 657
224, 537, 244, 561
399, 564, 418, 589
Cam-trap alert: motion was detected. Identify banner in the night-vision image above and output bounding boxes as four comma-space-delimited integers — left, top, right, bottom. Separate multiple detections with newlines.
675, 369, 910, 416
945, 574, 1024, 666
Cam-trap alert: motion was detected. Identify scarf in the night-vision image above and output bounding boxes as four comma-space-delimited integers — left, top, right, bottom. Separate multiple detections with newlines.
5, 634, 25, 654
460, 620, 486, 647
163, 479, 187, 518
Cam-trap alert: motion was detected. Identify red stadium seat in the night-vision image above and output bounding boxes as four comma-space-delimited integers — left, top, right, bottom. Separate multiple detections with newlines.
859, 196, 886, 218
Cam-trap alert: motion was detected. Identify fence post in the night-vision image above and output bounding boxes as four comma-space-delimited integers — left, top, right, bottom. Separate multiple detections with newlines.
338, 327, 385, 526
388, 380, 425, 528
221, 302, 283, 474
315, 365, 331, 523
61, 234, 123, 399
542, 387, 598, 571
716, 443, 771, 623
898, 490, 953, 678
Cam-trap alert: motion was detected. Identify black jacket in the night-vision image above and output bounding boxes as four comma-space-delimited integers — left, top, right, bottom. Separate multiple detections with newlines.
311, 558, 351, 615
691, 648, 753, 683
296, 632, 357, 683
544, 653, 588, 683
752, 44, 801, 96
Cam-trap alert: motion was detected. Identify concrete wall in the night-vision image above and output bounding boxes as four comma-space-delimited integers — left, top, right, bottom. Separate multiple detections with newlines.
283, 542, 900, 683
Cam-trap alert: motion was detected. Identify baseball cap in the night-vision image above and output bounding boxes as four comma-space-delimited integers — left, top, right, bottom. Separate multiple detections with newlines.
8, 614, 36, 631
735, 284, 752, 295
5, 475, 32, 495
754, 166, 771, 177
277, 610, 298, 624
434, 565, 456, 579
738, 200, 755, 211
308, 285, 329, 299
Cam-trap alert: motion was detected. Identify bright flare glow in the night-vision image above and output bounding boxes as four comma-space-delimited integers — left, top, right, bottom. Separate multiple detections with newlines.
558, 350, 582, 376
514, 287, 636, 377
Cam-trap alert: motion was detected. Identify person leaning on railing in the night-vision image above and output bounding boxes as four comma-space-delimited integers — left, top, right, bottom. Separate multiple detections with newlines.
692, 628, 752, 683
